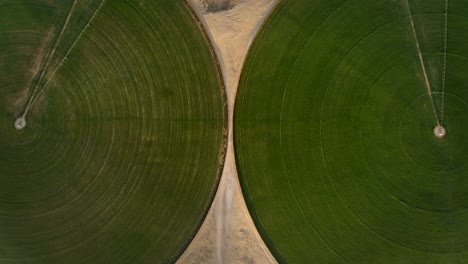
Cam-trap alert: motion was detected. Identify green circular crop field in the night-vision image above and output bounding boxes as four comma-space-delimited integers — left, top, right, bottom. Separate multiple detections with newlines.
0, 0, 226, 263
235, 0, 468, 263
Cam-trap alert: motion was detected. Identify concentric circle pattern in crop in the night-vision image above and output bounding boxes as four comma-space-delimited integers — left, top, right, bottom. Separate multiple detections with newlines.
235, 0, 468, 263
0, 0, 226, 263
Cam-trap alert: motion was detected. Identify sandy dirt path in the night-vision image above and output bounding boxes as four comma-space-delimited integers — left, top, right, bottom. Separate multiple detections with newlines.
177, 0, 279, 263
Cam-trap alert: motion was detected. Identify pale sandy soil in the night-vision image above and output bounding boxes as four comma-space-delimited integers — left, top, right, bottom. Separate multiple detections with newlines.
177, 0, 279, 263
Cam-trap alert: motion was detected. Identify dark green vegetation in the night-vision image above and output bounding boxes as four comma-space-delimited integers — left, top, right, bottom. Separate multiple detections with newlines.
235, 0, 468, 263
0, 0, 226, 263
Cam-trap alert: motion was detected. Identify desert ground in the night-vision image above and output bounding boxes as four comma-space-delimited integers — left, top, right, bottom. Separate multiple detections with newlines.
178, 0, 278, 263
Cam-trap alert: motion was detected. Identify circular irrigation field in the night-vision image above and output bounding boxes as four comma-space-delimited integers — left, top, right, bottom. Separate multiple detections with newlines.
235, 0, 468, 263
0, 0, 226, 263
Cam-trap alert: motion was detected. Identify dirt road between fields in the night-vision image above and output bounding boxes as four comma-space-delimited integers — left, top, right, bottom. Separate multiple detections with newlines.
177, 0, 279, 263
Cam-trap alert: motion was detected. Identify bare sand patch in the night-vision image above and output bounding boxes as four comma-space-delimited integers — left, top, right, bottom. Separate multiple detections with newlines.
177, 0, 279, 263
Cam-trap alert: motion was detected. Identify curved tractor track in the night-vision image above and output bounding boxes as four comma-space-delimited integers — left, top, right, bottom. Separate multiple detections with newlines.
235, 0, 468, 263
0, 0, 226, 263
